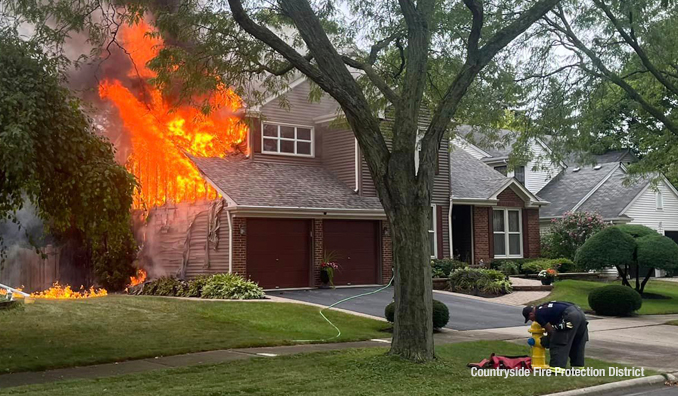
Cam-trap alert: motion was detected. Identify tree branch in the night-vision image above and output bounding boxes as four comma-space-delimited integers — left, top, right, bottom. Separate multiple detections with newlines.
547, 5, 678, 136
420, 0, 563, 180
593, 0, 678, 96
341, 56, 400, 104
243, 54, 313, 76
462, 0, 483, 59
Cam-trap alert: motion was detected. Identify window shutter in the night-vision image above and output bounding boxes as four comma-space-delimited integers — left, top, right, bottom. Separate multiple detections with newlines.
522, 210, 529, 258
437, 205, 444, 258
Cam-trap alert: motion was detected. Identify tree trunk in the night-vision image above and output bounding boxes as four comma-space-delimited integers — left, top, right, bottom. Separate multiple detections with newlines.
388, 203, 435, 362
616, 265, 631, 287
639, 268, 654, 294
635, 263, 641, 292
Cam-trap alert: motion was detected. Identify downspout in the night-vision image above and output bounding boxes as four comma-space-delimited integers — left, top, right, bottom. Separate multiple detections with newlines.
227, 208, 233, 274
448, 198, 453, 259
354, 138, 360, 193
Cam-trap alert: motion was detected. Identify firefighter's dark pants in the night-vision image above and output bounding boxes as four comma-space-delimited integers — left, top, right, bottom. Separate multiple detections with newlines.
549, 305, 588, 368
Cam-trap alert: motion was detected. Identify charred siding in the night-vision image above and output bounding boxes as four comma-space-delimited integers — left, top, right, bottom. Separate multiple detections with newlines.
321, 125, 356, 190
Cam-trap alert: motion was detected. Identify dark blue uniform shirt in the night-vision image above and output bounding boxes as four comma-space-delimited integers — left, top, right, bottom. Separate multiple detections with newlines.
535, 302, 573, 327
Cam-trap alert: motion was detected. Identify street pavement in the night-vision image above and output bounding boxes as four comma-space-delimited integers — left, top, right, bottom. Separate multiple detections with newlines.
269, 286, 527, 330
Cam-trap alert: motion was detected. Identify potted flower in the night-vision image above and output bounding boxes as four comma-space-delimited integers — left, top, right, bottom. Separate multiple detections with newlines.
320, 251, 340, 288
538, 268, 558, 285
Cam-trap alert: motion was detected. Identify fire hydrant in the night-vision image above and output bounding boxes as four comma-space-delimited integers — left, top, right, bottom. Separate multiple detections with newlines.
527, 321, 549, 369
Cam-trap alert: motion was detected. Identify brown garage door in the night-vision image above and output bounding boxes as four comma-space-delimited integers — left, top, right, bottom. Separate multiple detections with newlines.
247, 219, 311, 289
323, 220, 379, 285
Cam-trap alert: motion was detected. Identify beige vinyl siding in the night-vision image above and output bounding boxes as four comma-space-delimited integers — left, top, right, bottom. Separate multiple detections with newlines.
322, 125, 356, 190
360, 136, 451, 257
253, 80, 339, 165
625, 181, 678, 232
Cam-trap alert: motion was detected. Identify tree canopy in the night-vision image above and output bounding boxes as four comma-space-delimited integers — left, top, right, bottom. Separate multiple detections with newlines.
0, 30, 137, 290
511, 0, 678, 183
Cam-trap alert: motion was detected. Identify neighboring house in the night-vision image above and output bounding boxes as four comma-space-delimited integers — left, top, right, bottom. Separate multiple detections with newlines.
449, 148, 547, 264
537, 160, 678, 245
456, 126, 678, 246
149, 79, 549, 289
456, 126, 564, 194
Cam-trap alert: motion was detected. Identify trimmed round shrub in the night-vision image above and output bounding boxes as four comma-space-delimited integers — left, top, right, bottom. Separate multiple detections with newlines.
636, 234, 678, 273
521, 260, 550, 274
448, 268, 511, 295
432, 300, 450, 329
616, 224, 657, 238
588, 285, 642, 316
575, 227, 636, 271
384, 299, 450, 329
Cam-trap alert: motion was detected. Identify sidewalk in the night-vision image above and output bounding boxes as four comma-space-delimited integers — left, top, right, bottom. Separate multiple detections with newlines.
4, 314, 677, 389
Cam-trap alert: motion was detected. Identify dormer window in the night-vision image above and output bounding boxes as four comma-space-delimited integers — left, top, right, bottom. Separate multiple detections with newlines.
514, 166, 526, 185
262, 122, 314, 157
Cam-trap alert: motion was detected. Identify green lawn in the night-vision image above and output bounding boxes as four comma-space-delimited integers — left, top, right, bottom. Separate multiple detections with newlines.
0, 295, 387, 373
530, 279, 678, 314
0, 341, 649, 396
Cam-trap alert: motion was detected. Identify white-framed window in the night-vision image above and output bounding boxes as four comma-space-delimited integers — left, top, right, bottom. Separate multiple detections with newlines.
429, 205, 437, 259
656, 190, 664, 210
261, 122, 314, 157
493, 208, 523, 258
494, 165, 508, 176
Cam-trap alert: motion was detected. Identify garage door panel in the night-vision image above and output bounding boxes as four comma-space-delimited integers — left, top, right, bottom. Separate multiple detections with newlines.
247, 219, 311, 289
323, 220, 378, 285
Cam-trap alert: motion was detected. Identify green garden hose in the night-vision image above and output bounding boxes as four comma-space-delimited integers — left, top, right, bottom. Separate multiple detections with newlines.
294, 275, 395, 343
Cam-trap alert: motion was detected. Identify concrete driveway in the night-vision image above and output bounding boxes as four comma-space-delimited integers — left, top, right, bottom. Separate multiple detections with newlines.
269, 286, 526, 331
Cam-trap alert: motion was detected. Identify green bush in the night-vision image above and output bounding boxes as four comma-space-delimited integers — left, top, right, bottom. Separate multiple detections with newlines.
140, 277, 186, 296
186, 275, 210, 297
139, 274, 264, 300
384, 299, 450, 329
490, 258, 539, 270
498, 262, 520, 277
431, 258, 468, 278
575, 227, 638, 271
521, 260, 551, 274
551, 258, 577, 273
201, 273, 265, 300
448, 268, 512, 295
588, 285, 642, 316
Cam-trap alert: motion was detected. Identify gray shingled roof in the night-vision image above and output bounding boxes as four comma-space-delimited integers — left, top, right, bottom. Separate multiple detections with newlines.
449, 147, 512, 200
455, 125, 515, 159
538, 162, 649, 219
189, 155, 383, 210
565, 149, 638, 167
577, 167, 649, 218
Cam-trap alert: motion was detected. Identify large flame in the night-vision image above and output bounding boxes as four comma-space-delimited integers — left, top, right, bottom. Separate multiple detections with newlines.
99, 20, 248, 209
129, 268, 147, 287
29, 282, 108, 299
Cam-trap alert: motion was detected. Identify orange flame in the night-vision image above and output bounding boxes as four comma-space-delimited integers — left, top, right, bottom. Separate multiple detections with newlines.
129, 268, 148, 287
29, 282, 108, 299
99, 20, 248, 209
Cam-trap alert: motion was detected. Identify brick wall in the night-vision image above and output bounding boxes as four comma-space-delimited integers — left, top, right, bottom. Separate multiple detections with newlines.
381, 221, 393, 284
524, 209, 541, 258
231, 217, 247, 276
313, 219, 323, 286
473, 207, 491, 265
497, 187, 525, 208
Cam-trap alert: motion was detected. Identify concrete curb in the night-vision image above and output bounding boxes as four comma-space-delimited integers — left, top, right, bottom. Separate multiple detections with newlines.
543, 373, 677, 396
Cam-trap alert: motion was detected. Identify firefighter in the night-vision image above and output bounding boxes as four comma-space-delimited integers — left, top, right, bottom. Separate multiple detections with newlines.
522, 302, 589, 369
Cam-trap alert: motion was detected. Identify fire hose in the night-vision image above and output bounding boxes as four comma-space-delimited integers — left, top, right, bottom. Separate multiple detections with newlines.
293, 274, 395, 343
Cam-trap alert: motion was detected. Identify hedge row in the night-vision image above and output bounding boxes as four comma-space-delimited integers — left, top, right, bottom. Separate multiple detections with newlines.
135, 273, 264, 300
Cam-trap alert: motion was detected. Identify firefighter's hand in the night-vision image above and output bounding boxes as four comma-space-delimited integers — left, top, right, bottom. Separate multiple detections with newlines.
541, 335, 550, 348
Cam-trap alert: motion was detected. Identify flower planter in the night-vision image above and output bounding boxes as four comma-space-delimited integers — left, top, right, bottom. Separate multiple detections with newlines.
540, 278, 553, 286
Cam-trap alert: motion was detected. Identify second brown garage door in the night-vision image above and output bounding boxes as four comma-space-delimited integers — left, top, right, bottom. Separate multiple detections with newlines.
247, 219, 311, 289
323, 220, 379, 285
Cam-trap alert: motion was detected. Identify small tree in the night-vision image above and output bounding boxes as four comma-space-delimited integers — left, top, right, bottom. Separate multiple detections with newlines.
575, 225, 678, 293
542, 211, 607, 260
